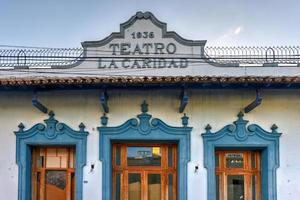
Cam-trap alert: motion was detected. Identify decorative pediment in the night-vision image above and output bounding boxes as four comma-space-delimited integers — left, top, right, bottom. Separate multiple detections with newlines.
15, 111, 88, 140
82, 11, 206, 48
100, 100, 190, 135
203, 112, 281, 142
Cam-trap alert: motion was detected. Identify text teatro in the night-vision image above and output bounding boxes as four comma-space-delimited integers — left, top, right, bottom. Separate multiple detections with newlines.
98, 42, 188, 69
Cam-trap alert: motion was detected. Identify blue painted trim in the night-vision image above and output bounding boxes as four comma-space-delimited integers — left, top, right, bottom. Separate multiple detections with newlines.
98, 101, 192, 200
202, 112, 282, 200
15, 111, 88, 200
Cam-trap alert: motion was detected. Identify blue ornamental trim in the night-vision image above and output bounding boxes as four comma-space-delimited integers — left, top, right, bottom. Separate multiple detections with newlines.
98, 101, 192, 200
202, 112, 282, 200
15, 111, 88, 200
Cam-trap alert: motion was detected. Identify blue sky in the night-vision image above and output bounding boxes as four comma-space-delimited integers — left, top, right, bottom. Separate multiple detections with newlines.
0, 0, 299, 48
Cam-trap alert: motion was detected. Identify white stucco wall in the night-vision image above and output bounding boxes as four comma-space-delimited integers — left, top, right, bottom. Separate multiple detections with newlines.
0, 89, 299, 200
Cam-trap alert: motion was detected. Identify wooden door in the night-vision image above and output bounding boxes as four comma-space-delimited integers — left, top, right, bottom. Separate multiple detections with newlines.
31, 147, 76, 200
215, 151, 261, 200
112, 143, 177, 200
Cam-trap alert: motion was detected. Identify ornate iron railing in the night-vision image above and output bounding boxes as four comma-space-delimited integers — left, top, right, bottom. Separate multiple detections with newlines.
0, 46, 299, 68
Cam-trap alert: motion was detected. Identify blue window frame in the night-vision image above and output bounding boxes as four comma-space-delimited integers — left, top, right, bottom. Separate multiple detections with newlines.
15, 111, 88, 200
98, 101, 192, 200
202, 112, 281, 200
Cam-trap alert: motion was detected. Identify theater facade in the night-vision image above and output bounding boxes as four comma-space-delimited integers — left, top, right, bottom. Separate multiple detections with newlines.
0, 11, 300, 200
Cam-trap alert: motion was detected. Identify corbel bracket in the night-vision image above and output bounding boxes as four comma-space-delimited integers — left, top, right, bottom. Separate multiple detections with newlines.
32, 93, 48, 114
179, 87, 189, 113
100, 90, 109, 113
244, 90, 263, 113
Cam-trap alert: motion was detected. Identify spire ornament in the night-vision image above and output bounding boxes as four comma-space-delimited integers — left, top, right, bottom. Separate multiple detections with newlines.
181, 113, 189, 127
205, 124, 212, 134
141, 100, 148, 113
101, 113, 108, 126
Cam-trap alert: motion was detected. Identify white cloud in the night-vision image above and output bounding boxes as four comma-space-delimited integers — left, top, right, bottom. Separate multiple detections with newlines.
234, 26, 243, 35
210, 25, 244, 46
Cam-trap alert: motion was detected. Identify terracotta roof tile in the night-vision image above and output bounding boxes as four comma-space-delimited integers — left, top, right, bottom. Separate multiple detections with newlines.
0, 76, 299, 88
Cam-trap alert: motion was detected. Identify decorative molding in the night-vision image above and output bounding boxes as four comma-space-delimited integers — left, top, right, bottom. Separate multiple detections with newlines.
52, 11, 206, 69
202, 112, 282, 200
82, 11, 206, 48
98, 101, 192, 200
15, 111, 88, 200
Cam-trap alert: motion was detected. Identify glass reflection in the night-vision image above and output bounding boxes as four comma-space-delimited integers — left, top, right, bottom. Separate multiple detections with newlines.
252, 175, 256, 200
227, 175, 244, 200
148, 174, 161, 200
116, 174, 121, 200
46, 171, 66, 200
128, 173, 141, 200
168, 146, 173, 167
251, 153, 256, 169
226, 153, 244, 168
127, 147, 161, 166
168, 174, 173, 200
216, 175, 219, 200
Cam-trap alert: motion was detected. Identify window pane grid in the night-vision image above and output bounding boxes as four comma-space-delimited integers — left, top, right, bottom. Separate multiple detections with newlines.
31, 146, 76, 200
215, 151, 261, 200
112, 143, 177, 200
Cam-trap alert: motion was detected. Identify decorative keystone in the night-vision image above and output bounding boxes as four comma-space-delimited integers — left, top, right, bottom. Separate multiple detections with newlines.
79, 123, 85, 132
271, 124, 278, 133
18, 123, 25, 132
101, 113, 108, 126
205, 124, 212, 134
181, 113, 189, 127
141, 100, 148, 113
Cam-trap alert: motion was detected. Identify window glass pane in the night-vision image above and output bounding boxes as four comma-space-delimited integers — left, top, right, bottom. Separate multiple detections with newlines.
227, 175, 244, 200
226, 153, 244, 168
36, 155, 44, 168
46, 157, 61, 168
69, 148, 74, 168
47, 148, 56, 156
73, 150, 76, 168
116, 145, 121, 166
216, 175, 219, 200
251, 153, 256, 169
46, 171, 67, 200
127, 147, 161, 166
57, 148, 67, 156
148, 174, 161, 200
128, 173, 141, 200
31, 172, 41, 200
168, 146, 173, 167
36, 148, 44, 168
60, 157, 67, 168
252, 175, 256, 200
71, 173, 75, 200
215, 154, 219, 168
115, 174, 121, 200
168, 174, 173, 200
